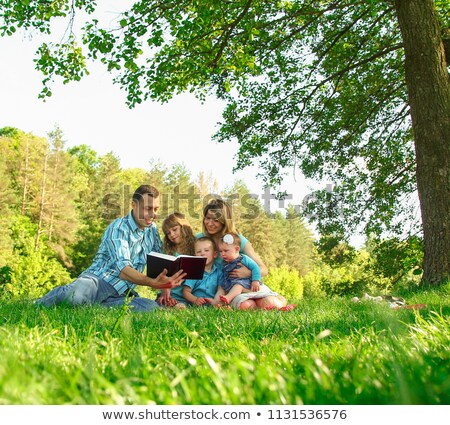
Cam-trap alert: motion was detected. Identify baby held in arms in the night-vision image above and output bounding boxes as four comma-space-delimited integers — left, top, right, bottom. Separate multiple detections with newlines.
216, 233, 261, 305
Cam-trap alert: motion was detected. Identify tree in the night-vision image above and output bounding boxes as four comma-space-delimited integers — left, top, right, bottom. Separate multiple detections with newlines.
285, 205, 315, 275
1, 1, 449, 284
0, 128, 48, 217
0, 136, 14, 261
43, 126, 80, 264
35, 143, 49, 251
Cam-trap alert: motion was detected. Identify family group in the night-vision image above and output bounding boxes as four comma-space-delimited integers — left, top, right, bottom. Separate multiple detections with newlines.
36, 185, 295, 312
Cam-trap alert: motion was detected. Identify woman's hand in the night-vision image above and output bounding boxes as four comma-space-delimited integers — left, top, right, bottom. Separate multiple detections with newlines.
228, 263, 251, 279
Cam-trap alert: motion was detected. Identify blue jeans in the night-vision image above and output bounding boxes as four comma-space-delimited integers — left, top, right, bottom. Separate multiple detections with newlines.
35, 273, 161, 312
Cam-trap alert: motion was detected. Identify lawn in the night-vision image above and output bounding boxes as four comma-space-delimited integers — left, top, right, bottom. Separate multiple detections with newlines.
0, 283, 449, 404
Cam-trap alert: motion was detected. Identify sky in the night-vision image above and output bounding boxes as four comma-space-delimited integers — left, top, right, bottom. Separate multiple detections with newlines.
0, 3, 334, 234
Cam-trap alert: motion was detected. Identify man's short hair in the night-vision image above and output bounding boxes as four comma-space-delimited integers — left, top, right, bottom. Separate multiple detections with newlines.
132, 185, 160, 203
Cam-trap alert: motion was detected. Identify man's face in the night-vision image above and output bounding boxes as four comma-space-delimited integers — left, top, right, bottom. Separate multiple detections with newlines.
132, 195, 160, 229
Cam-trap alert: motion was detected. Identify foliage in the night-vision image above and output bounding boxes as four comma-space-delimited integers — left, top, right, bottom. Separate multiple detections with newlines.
5, 247, 72, 299
264, 265, 303, 302
367, 236, 424, 283
2, 1, 447, 233
284, 205, 316, 275
1, 124, 433, 300
2, 214, 72, 298
302, 250, 392, 298
316, 233, 356, 267
66, 219, 105, 277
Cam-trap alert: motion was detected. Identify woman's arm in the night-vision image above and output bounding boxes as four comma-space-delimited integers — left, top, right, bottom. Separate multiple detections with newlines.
228, 242, 269, 279
243, 242, 268, 276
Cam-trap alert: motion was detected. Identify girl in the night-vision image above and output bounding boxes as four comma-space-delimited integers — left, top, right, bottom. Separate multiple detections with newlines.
158, 212, 197, 308
162, 212, 197, 256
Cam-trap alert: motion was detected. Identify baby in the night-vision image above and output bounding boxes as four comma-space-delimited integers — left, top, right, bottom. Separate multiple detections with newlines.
216, 233, 261, 305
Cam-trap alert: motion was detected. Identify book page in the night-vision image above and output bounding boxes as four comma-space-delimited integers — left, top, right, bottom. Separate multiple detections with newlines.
147, 251, 176, 260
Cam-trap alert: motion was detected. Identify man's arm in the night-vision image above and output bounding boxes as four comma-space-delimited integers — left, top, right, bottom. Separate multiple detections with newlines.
119, 266, 185, 289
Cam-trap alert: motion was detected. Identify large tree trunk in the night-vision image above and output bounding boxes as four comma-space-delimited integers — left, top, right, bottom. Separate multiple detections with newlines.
395, 0, 450, 284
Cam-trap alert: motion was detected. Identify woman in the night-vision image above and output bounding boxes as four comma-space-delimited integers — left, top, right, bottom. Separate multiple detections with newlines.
198, 198, 292, 310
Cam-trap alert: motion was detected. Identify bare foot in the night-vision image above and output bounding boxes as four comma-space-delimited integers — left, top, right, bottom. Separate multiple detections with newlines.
264, 305, 277, 311
279, 304, 297, 311
219, 295, 230, 305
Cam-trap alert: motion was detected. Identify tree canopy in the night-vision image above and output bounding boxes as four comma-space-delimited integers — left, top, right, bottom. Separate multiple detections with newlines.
1, 0, 449, 284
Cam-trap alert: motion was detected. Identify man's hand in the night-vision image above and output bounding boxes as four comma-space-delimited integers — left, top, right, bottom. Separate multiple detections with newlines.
151, 268, 186, 289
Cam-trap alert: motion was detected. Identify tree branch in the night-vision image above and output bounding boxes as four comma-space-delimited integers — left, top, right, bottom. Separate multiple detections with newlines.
210, 0, 254, 69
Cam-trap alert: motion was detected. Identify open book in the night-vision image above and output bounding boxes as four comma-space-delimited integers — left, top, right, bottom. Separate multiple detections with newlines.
147, 251, 207, 280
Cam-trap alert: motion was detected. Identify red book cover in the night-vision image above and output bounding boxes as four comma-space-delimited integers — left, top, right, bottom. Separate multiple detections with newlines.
147, 252, 206, 280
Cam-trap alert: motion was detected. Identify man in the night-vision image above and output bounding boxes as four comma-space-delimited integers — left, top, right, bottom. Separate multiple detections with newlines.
36, 185, 185, 311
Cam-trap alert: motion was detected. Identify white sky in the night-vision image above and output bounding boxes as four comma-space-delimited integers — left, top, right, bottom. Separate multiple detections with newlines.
0, 2, 342, 241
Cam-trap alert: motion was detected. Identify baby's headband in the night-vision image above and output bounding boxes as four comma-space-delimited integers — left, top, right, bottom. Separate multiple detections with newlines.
222, 234, 234, 245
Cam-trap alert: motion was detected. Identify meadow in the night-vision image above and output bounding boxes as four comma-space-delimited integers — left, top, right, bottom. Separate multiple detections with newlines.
0, 283, 449, 405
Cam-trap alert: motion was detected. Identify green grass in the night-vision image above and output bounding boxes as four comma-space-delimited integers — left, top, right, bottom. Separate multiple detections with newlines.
0, 283, 449, 405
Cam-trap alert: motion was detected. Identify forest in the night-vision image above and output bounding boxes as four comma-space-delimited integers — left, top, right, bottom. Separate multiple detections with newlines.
0, 125, 424, 302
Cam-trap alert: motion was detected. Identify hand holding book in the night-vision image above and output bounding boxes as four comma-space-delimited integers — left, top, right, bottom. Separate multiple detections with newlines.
150, 268, 187, 289
147, 252, 206, 280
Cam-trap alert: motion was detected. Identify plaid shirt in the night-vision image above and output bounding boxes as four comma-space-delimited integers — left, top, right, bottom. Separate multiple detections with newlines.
83, 211, 162, 295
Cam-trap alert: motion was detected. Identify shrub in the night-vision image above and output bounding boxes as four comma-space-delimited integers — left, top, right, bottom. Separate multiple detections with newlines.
301, 251, 393, 298
264, 265, 303, 301
367, 236, 424, 284
3, 247, 72, 299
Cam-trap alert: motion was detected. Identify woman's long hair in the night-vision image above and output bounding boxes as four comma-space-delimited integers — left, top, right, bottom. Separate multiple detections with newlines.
162, 212, 196, 255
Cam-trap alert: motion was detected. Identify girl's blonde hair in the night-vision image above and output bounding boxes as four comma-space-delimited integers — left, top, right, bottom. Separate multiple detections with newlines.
162, 212, 196, 255
202, 198, 237, 237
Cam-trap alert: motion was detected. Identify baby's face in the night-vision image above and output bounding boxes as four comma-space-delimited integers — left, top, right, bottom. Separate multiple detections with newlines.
218, 242, 239, 262
195, 241, 217, 265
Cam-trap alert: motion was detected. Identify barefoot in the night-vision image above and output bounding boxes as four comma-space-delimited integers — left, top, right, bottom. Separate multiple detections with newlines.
279, 303, 297, 311
219, 295, 230, 305
264, 305, 277, 311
